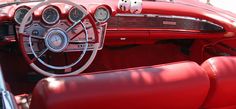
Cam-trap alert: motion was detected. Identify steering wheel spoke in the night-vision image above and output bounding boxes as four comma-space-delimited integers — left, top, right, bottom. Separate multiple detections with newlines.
31, 48, 48, 62
37, 48, 49, 58
32, 48, 48, 62
70, 25, 93, 41
66, 15, 90, 32
66, 20, 82, 32
21, 33, 45, 40
31, 35, 45, 40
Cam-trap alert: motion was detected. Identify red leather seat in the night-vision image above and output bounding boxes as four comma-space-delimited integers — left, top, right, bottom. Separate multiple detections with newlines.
201, 57, 236, 109
30, 62, 209, 109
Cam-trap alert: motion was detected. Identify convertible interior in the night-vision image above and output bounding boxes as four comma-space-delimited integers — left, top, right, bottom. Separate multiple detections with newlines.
0, 0, 236, 109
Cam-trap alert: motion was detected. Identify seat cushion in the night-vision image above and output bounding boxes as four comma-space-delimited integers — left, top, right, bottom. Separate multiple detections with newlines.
30, 62, 209, 109
201, 57, 236, 109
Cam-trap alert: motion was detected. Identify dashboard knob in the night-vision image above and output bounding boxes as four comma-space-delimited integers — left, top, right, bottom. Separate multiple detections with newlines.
32, 30, 39, 36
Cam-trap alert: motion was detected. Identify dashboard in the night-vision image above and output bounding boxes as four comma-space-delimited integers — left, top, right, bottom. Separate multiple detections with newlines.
0, 0, 235, 47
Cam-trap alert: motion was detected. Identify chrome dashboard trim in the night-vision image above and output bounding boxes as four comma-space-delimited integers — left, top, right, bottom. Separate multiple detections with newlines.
115, 13, 224, 30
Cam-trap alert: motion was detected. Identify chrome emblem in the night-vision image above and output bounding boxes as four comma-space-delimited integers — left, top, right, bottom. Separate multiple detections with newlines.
50, 35, 62, 47
45, 28, 69, 53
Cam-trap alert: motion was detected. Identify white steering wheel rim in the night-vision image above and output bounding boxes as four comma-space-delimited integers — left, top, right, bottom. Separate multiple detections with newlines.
19, 0, 99, 77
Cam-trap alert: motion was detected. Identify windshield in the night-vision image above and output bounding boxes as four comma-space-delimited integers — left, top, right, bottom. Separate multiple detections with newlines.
0, 0, 44, 8
0, 0, 44, 4
200, 0, 236, 14
210, 0, 236, 14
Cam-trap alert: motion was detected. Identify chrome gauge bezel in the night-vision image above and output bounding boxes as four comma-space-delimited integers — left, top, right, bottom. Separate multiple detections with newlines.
42, 6, 60, 25
94, 6, 110, 23
69, 7, 84, 23
14, 7, 32, 25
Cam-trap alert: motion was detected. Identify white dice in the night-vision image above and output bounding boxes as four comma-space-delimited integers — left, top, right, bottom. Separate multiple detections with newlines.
130, 0, 142, 14
118, 0, 131, 12
118, 0, 142, 14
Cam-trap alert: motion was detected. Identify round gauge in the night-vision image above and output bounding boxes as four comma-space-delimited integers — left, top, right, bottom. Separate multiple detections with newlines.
42, 7, 60, 25
94, 7, 110, 23
69, 7, 84, 23
14, 7, 32, 25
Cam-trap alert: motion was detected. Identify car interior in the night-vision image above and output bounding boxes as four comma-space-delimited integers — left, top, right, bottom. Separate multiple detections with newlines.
0, 0, 236, 109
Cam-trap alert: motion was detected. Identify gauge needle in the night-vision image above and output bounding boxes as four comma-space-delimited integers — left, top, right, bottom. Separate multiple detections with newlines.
74, 11, 77, 16
46, 15, 50, 20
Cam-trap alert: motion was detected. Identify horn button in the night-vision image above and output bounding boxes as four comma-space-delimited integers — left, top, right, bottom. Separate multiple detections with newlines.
45, 28, 69, 53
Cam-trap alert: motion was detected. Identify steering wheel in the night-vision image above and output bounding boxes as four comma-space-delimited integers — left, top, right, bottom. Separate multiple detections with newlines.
18, 0, 99, 76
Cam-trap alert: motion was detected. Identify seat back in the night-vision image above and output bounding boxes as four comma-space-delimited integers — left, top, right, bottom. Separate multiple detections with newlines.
30, 62, 210, 109
201, 57, 236, 109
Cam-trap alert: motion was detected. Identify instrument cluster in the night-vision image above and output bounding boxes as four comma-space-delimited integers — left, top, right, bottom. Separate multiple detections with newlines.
14, 5, 110, 25
14, 6, 81, 25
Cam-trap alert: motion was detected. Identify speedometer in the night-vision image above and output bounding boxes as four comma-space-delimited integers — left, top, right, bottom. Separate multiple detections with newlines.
69, 7, 84, 23
94, 6, 110, 23
14, 7, 32, 25
42, 6, 60, 25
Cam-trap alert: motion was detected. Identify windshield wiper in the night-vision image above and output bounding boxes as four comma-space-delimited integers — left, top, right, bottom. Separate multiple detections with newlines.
0, 0, 44, 8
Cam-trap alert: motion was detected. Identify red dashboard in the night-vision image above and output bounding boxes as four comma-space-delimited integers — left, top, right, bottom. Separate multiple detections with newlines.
0, 0, 235, 47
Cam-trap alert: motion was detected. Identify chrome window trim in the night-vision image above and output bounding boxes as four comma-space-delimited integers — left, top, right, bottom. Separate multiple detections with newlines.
115, 13, 224, 30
